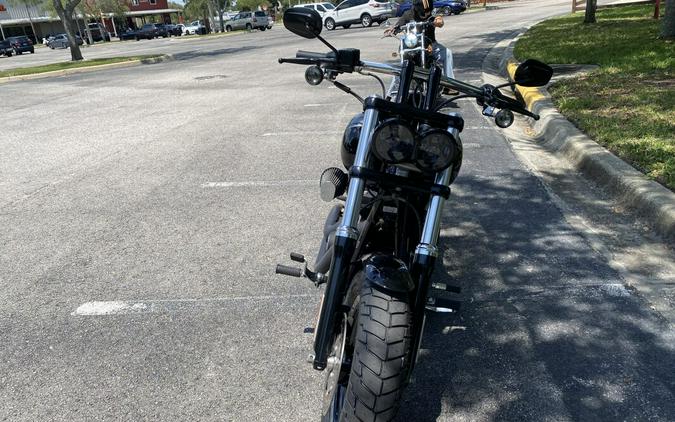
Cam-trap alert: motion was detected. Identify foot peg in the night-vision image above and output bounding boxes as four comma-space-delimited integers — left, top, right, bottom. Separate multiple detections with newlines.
426, 297, 461, 313
276, 264, 303, 278
275, 252, 327, 286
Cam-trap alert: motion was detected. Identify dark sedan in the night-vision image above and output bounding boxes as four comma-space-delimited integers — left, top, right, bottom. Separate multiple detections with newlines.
0, 39, 14, 57
118, 29, 139, 41
155, 24, 180, 37
7, 36, 34, 54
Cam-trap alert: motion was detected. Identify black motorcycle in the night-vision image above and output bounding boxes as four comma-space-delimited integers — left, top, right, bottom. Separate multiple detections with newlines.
275, 8, 553, 422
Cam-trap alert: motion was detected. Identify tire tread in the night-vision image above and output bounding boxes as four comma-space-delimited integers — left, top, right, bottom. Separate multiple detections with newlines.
341, 287, 412, 422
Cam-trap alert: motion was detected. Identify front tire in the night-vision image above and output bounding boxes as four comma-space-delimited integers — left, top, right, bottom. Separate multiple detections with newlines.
325, 18, 336, 30
340, 286, 412, 422
361, 14, 372, 27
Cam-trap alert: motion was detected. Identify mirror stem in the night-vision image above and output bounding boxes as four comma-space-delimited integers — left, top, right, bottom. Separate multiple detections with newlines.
316, 34, 339, 56
495, 81, 516, 89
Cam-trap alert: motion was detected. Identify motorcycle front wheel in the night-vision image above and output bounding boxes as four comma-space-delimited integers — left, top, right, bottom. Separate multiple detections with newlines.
339, 286, 412, 422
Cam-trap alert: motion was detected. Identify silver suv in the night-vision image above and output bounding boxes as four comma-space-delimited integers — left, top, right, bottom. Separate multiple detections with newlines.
225, 11, 270, 31
323, 0, 394, 30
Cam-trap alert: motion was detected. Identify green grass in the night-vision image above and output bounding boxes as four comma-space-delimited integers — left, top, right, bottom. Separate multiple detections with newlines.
514, 4, 675, 190
0, 55, 162, 78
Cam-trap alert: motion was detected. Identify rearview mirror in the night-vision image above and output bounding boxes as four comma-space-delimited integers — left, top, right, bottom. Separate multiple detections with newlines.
514, 59, 553, 87
283, 8, 323, 39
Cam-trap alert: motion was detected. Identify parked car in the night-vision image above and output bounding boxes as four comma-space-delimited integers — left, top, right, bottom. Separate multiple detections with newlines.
224, 11, 270, 31
0, 39, 14, 57
86, 23, 111, 42
153, 23, 172, 38
118, 28, 138, 41
6, 36, 34, 54
135, 23, 159, 40
396, 0, 466, 16
323, 0, 394, 30
267, 15, 275, 29
294, 2, 336, 19
183, 20, 207, 35
47, 33, 84, 49
165, 24, 183, 36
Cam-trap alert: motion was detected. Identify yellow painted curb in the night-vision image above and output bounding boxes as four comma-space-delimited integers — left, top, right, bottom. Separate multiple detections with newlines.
506, 58, 546, 110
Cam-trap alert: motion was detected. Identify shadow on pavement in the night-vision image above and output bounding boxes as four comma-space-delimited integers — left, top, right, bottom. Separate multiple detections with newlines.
396, 170, 675, 421
171, 46, 262, 61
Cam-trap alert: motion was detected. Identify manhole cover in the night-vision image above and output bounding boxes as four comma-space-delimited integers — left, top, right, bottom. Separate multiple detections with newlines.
194, 75, 228, 81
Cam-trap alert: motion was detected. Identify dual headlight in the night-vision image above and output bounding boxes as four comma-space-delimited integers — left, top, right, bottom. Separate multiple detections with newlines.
372, 118, 459, 172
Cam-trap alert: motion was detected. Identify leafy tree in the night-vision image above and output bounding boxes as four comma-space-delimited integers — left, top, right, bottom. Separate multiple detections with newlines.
52, 0, 85, 60
237, 0, 269, 11
584, 0, 597, 24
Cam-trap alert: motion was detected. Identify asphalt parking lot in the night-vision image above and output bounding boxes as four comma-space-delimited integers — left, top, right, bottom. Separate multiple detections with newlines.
1, 0, 674, 420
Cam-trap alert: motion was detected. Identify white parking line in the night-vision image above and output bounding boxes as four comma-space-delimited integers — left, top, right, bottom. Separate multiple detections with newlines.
202, 180, 315, 188
72, 294, 316, 316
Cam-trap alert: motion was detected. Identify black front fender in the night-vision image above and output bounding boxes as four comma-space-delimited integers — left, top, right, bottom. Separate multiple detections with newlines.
363, 254, 415, 294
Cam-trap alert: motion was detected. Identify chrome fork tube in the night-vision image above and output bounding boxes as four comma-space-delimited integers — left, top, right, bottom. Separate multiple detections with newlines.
415, 170, 451, 257
312, 103, 379, 370
415, 126, 459, 256
336, 105, 380, 239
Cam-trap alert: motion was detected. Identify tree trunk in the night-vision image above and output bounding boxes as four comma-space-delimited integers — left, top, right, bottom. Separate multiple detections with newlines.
207, 0, 216, 32
219, 10, 224, 32
53, 0, 84, 60
662, 0, 675, 38
584, 0, 597, 23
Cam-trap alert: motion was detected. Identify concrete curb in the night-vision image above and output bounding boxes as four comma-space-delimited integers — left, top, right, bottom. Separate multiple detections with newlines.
0, 54, 174, 84
482, 33, 675, 241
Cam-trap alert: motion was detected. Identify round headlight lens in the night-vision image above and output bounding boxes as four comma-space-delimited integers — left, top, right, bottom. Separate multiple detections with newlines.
404, 32, 418, 49
416, 129, 458, 172
372, 118, 415, 164
304, 65, 324, 86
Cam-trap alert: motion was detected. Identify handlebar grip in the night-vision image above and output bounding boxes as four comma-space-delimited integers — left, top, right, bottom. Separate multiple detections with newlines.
275, 264, 303, 277
279, 57, 319, 65
296, 50, 331, 60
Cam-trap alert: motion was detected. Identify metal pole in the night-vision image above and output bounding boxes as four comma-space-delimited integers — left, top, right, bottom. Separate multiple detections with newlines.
25, 4, 38, 43
111, 15, 118, 37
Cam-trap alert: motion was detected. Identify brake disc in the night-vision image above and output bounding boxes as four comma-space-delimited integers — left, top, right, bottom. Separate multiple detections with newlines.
321, 314, 348, 416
